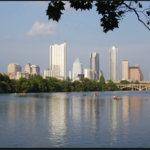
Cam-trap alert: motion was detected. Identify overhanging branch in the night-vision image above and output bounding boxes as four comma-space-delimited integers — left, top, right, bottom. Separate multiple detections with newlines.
123, 2, 150, 31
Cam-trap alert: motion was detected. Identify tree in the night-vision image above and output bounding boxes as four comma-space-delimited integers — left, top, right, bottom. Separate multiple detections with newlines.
99, 75, 107, 91
135, 80, 140, 84
46, 1, 150, 33
108, 80, 120, 91
120, 80, 130, 84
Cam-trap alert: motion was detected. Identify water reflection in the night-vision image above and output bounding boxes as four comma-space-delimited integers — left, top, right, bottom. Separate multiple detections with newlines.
109, 98, 120, 144
129, 96, 141, 121
122, 96, 129, 127
0, 92, 150, 147
48, 95, 67, 146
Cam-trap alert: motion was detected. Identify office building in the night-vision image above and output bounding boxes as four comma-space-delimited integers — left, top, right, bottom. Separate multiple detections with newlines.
90, 53, 99, 80
129, 64, 144, 81
109, 45, 119, 81
25, 63, 32, 73
50, 42, 66, 79
72, 58, 83, 80
17, 72, 29, 80
84, 69, 91, 80
69, 71, 71, 80
99, 70, 103, 79
30, 65, 40, 74
122, 60, 129, 80
8, 63, 22, 75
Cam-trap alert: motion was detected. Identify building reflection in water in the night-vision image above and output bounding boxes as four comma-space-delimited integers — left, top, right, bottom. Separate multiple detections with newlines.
129, 96, 141, 121
109, 98, 120, 144
122, 96, 129, 127
122, 96, 130, 143
48, 95, 67, 146
71, 96, 82, 129
7, 98, 36, 127
7, 100, 19, 127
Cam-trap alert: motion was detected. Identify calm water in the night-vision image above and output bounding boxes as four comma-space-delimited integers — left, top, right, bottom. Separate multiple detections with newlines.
0, 91, 150, 147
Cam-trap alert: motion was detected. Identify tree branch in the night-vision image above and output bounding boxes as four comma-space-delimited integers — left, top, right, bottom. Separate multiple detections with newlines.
123, 2, 150, 31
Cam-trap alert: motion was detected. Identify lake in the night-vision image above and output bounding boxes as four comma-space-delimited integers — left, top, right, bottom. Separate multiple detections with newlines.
0, 91, 150, 147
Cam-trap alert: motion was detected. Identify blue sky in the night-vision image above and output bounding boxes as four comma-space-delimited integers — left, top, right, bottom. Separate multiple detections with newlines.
0, 1, 150, 80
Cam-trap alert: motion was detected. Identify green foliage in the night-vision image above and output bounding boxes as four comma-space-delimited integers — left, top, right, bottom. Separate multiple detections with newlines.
46, 1, 150, 33
120, 80, 130, 84
108, 80, 120, 91
99, 75, 107, 91
135, 80, 140, 84
0, 74, 4, 81
0, 74, 122, 93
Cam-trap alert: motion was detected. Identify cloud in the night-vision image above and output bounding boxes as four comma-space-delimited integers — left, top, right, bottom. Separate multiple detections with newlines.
26, 21, 57, 36
2, 35, 10, 39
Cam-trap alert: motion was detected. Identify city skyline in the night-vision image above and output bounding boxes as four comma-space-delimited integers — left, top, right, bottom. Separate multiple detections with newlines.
0, 2, 150, 80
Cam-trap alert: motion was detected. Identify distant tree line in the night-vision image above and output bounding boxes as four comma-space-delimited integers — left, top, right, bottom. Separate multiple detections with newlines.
119, 80, 140, 84
0, 73, 121, 93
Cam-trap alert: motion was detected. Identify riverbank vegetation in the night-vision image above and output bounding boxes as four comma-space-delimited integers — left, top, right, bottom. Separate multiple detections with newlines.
0, 73, 121, 93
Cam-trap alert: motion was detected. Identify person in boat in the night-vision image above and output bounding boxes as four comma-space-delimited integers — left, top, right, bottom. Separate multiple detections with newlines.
117, 96, 119, 99
114, 95, 116, 99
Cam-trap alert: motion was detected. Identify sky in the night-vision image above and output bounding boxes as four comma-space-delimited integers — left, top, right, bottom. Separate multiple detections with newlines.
0, 1, 150, 80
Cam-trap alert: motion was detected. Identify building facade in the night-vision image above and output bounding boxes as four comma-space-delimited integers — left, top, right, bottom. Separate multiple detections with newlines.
129, 64, 144, 81
99, 70, 103, 78
8, 63, 22, 75
84, 69, 91, 80
30, 65, 40, 74
122, 60, 129, 80
17, 72, 30, 80
90, 53, 99, 80
25, 63, 32, 73
69, 71, 71, 80
109, 45, 119, 81
72, 58, 83, 80
50, 42, 66, 79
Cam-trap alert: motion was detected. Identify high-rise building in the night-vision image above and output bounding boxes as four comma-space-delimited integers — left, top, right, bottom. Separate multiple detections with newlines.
30, 65, 40, 74
8, 63, 22, 75
99, 70, 103, 78
69, 71, 71, 80
72, 58, 83, 80
84, 69, 91, 80
122, 60, 129, 80
129, 64, 144, 81
25, 63, 32, 73
90, 53, 99, 80
109, 45, 119, 81
50, 42, 66, 79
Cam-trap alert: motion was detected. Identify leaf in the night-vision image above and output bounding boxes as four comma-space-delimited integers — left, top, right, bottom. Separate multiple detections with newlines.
139, 3, 142, 8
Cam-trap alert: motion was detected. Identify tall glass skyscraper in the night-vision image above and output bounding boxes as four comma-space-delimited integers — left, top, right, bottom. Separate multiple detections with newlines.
90, 53, 99, 80
72, 58, 83, 80
49, 42, 66, 79
109, 45, 119, 81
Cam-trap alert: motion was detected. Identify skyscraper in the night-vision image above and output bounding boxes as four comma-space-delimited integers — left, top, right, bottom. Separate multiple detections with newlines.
109, 45, 119, 81
90, 53, 99, 80
129, 64, 144, 81
72, 58, 83, 80
25, 63, 31, 73
122, 60, 129, 80
50, 42, 66, 79
8, 63, 22, 75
